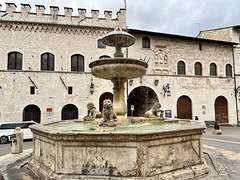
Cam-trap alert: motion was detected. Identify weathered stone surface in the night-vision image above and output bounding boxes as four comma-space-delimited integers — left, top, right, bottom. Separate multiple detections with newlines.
83, 102, 102, 121
144, 102, 164, 118
28, 120, 208, 179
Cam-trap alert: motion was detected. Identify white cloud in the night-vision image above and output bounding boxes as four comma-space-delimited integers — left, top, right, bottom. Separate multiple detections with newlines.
0, 0, 239, 36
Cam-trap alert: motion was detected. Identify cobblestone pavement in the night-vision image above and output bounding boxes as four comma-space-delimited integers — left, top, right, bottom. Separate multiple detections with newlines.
199, 145, 240, 179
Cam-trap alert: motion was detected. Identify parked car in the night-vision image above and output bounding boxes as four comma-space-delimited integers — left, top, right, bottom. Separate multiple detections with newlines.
0, 121, 37, 144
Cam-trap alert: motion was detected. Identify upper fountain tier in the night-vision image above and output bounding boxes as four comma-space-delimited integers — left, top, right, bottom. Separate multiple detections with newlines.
102, 26, 135, 57
89, 27, 148, 80
102, 26, 135, 48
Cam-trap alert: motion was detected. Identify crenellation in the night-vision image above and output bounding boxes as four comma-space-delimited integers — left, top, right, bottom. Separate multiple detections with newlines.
50, 6, 59, 21
1, 3, 126, 29
35, 5, 45, 15
64, 7, 73, 17
104, 11, 112, 21
117, 8, 126, 23
91, 9, 99, 20
21, 4, 31, 16
78, 8, 86, 21
6, 2, 17, 13
50, 6, 59, 15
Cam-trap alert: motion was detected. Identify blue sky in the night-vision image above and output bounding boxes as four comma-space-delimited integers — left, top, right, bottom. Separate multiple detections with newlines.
0, 0, 239, 37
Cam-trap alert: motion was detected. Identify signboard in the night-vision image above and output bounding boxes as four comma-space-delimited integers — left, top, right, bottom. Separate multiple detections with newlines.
46, 108, 52, 112
165, 110, 172, 118
131, 105, 134, 111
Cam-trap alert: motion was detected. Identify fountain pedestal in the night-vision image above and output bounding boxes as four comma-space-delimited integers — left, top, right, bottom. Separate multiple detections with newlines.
111, 77, 127, 116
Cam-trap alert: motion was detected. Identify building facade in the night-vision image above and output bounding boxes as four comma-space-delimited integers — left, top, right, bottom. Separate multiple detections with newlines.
0, 3, 238, 124
198, 26, 240, 124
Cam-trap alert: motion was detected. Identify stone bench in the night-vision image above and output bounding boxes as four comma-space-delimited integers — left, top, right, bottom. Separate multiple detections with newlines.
204, 121, 216, 127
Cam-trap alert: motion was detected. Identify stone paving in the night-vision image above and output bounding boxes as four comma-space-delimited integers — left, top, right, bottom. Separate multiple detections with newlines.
198, 145, 240, 180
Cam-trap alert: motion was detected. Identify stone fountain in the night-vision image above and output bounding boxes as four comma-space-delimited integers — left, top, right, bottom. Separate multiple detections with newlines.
89, 27, 148, 120
28, 27, 209, 179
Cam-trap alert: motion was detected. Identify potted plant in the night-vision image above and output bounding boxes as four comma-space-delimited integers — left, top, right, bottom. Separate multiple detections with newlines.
212, 122, 222, 135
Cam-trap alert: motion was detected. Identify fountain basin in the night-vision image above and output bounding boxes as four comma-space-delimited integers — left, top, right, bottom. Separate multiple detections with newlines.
28, 119, 208, 179
89, 58, 148, 80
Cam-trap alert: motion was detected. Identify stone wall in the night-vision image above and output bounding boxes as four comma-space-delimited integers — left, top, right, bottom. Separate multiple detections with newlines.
197, 27, 233, 42
128, 32, 236, 124
0, 2, 237, 124
0, 2, 126, 29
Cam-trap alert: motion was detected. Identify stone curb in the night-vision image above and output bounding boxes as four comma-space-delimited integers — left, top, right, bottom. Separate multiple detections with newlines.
0, 149, 32, 180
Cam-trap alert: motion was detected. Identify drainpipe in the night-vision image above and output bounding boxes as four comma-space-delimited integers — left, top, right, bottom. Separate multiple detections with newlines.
126, 47, 129, 101
232, 45, 240, 125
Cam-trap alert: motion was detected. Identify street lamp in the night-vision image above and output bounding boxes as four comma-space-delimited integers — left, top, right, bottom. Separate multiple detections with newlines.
163, 84, 171, 97
90, 77, 94, 94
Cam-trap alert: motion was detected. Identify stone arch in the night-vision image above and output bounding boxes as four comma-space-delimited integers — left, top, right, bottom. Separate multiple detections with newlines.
99, 92, 113, 113
61, 104, 78, 120
23, 104, 41, 123
215, 96, 228, 123
127, 86, 158, 117
177, 95, 192, 119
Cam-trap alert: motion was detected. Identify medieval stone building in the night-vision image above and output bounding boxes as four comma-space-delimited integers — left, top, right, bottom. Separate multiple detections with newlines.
0, 3, 238, 124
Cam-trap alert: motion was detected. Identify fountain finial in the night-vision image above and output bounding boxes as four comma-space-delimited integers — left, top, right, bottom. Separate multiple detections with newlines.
115, 26, 122, 31
102, 26, 136, 57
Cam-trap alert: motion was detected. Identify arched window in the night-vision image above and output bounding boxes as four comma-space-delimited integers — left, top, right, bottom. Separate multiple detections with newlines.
71, 54, 84, 71
226, 64, 232, 77
194, 62, 202, 75
97, 39, 106, 49
99, 55, 111, 59
8, 52, 22, 70
41, 53, 54, 71
177, 61, 185, 75
142, 37, 150, 48
210, 63, 217, 76
164, 55, 168, 64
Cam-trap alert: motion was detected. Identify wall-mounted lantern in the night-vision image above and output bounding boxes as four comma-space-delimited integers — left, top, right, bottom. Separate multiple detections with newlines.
163, 84, 171, 97
154, 79, 159, 86
129, 80, 133, 86
235, 86, 240, 94
90, 77, 94, 94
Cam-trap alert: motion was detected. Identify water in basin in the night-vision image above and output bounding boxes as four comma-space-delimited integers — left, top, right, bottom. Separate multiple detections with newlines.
47, 121, 188, 131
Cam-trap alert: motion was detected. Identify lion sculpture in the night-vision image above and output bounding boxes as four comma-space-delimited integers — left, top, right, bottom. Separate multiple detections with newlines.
100, 99, 117, 127
83, 102, 102, 121
144, 102, 164, 118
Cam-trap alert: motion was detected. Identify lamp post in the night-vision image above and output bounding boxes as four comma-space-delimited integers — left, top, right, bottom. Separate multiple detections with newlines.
163, 84, 171, 97
90, 77, 94, 94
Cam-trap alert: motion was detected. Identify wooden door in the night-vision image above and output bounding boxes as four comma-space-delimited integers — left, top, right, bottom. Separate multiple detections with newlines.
177, 96, 192, 119
215, 96, 228, 123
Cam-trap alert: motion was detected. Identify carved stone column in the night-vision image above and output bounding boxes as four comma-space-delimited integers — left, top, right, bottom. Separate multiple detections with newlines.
111, 77, 127, 116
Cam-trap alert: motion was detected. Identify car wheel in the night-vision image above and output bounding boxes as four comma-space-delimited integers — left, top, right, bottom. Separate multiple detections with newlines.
0, 136, 8, 144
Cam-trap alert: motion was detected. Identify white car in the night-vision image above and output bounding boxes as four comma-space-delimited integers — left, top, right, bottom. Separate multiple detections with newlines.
0, 121, 37, 144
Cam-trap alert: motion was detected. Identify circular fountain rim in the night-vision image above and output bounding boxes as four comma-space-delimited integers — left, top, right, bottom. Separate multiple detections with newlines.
89, 57, 148, 68
101, 29, 136, 47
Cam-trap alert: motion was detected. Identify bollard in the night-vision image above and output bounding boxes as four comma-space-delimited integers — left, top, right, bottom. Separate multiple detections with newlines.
11, 127, 23, 154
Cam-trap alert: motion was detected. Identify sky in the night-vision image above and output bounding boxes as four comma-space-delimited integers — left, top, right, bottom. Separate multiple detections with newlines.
0, 0, 239, 37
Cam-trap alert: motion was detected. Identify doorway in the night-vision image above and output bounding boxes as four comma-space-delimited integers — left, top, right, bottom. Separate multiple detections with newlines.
177, 96, 192, 119
215, 96, 228, 123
